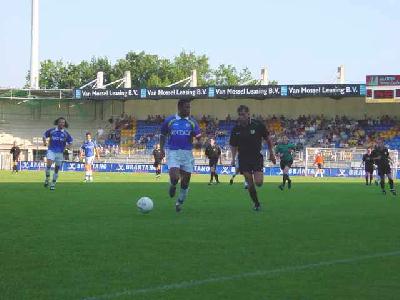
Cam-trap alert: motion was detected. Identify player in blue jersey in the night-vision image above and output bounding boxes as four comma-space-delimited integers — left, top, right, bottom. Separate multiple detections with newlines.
80, 132, 100, 182
160, 99, 202, 212
42, 117, 73, 190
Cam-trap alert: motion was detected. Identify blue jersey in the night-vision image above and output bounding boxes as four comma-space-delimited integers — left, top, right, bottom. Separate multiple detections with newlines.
81, 140, 97, 157
43, 128, 73, 153
161, 114, 201, 150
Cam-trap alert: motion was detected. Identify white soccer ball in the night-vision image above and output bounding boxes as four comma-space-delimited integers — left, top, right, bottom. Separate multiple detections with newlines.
137, 197, 154, 213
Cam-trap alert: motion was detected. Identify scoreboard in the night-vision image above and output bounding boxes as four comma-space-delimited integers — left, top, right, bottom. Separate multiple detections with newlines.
366, 75, 400, 103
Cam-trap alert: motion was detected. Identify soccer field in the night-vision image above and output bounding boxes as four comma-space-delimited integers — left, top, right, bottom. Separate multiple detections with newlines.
0, 171, 399, 300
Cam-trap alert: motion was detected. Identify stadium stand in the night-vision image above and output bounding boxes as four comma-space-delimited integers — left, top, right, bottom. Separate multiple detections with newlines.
0, 119, 110, 147
106, 114, 400, 153
1, 112, 400, 164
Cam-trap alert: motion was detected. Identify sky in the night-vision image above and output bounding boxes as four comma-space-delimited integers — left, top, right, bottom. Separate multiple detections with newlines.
1, 0, 399, 88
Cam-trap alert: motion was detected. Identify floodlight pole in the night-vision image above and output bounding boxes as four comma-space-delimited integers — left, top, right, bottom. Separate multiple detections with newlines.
190, 69, 197, 87
260, 67, 269, 85
30, 0, 40, 89
124, 71, 131, 88
337, 65, 345, 84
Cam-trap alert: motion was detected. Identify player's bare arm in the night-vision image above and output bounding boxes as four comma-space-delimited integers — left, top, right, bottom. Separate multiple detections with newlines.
231, 146, 238, 166
159, 134, 166, 158
96, 147, 100, 160
265, 136, 276, 164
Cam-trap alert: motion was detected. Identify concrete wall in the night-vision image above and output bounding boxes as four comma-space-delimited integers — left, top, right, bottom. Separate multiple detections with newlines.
124, 97, 400, 119
1, 97, 400, 121
0, 99, 124, 121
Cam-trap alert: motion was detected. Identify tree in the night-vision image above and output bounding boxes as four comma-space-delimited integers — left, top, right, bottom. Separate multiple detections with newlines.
171, 51, 211, 86
25, 51, 262, 89
209, 65, 256, 86
125, 51, 162, 87
238, 67, 254, 85
31, 57, 112, 89
211, 64, 240, 86
38, 59, 66, 89
90, 56, 112, 85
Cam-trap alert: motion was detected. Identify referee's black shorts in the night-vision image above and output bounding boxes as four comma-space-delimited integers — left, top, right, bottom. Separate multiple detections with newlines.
365, 165, 374, 174
238, 153, 264, 173
209, 158, 218, 168
153, 160, 162, 168
317, 163, 323, 169
378, 163, 391, 177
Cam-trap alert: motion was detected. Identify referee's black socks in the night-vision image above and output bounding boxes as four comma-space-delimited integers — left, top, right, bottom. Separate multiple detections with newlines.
215, 173, 219, 183
389, 178, 394, 190
248, 185, 259, 205
283, 174, 289, 186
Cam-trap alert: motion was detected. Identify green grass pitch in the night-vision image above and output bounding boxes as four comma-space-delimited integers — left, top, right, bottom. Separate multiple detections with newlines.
0, 170, 400, 300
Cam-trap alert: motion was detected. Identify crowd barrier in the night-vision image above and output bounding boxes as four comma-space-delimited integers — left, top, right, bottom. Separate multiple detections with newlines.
17, 161, 400, 178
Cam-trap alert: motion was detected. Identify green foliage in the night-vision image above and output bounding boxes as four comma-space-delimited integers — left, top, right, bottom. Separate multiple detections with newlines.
26, 51, 281, 88
38, 59, 66, 89
171, 51, 211, 86
211, 64, 240, 85
269, 80, 279, 85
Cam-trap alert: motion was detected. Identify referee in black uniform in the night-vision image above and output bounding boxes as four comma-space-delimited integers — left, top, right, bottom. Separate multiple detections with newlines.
205, 138, 222, 185
10, 141, 21, 173
230, 105, 276, 211
153, 144, 163, 179
361, 148, 374, 185
371, 140, 396, 195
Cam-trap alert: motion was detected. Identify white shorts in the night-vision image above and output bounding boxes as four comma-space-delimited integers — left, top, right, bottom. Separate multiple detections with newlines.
167, 150, 195, 173
85, 156, 95, 165
46, 150, 64, 166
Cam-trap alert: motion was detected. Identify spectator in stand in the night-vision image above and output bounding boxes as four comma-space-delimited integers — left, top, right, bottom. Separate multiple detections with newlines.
97, 127, 104, 139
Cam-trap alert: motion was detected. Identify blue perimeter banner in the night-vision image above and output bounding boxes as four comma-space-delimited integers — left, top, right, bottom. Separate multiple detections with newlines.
17, 161, 400, 178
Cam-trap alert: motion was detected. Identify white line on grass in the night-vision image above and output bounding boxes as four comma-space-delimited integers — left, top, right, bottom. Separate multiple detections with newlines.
82, 250, 400, 300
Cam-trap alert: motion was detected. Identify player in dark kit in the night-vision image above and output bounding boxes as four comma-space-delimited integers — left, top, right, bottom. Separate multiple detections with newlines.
371, 140, 396, 195
10, 141, 21, 173
230, 105, 276, 211
275, 136, 296, 190
361, 148, 374, 185
153, 144, 163, 179
205, 138, 222, 185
